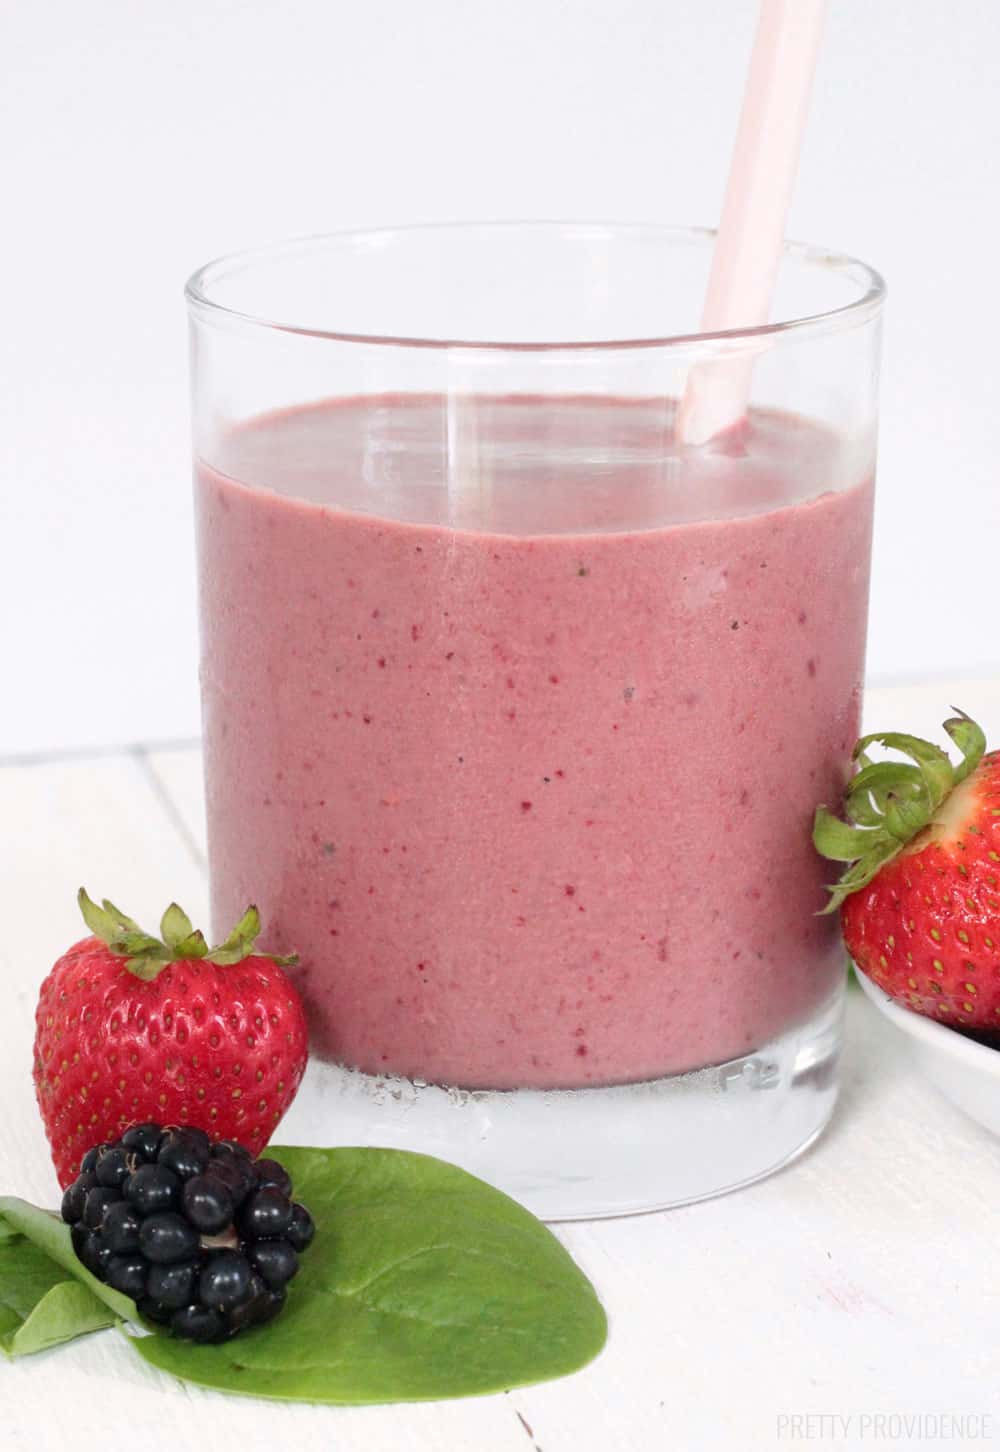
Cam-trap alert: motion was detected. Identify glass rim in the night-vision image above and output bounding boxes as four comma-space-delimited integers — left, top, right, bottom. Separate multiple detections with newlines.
185, 220, 886, 353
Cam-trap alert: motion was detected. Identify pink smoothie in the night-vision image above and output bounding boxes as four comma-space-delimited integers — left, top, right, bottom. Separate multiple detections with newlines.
196, 394, 873, 1089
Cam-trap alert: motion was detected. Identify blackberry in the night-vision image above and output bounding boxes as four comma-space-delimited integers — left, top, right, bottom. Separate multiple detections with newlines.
61, 1179, 88, 1225
105, 1253, 149, 1299
247, 1238, 298, 1290
171, 1304, 229, 1344
120, 1122, 164, 1161
102, 1200, 143, 1255
175, 1125, 212, 1155
62, 1123, 315, 1342
237, 1186, 293, 1239
255, 1158, 292, 1197
286, 1202, 315, 1252
72, 1225, 111, 1278
83, 1185, 121, 1229
157, 1129, 211, 1181
139, 1212, 200, 1264
69, 1222, 90, 1258
228, 1278, 285, 1333
214, 1139, 252, 1162
146, 1259, 200, 1309
95, 1146, 131, 1189
125, 1163, 181, 1215
208, 1154, 256, 1209
199, 1250, 253, 1310
136, 1296, 174, 1325
181, 1173, 234, 1234
80, 1144, 110, 1176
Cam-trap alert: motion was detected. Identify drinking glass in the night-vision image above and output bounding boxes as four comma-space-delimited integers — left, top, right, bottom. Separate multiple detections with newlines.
187, 223, 883, 1217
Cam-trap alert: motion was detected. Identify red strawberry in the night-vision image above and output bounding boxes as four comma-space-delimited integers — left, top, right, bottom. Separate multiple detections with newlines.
814, 710, 1000, 1044
34, 892, 309, 1187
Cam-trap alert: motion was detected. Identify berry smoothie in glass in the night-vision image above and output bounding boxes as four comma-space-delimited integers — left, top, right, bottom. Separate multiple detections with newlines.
188, 224, 883, 1217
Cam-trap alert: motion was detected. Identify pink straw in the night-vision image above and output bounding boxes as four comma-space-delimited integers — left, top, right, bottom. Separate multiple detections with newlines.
678, 0, 828, 446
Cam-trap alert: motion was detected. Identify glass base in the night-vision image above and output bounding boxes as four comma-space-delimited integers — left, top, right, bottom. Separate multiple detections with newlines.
279, 983, 844, 1220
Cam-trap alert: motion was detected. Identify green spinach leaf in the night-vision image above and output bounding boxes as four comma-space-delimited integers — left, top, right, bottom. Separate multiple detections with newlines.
0, 1197, 135, 1325
128, 1146, 607, 1403
0, 1210, 118, 1356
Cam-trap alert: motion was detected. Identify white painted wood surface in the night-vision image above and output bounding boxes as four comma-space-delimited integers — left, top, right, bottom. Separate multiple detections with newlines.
3, 682, 1000, 1450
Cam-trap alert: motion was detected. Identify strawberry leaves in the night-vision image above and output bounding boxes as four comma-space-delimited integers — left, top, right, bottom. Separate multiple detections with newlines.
159, 904, 210, 963
77, 891, 142, 944
813, 709, 987, 913
946, 711, 987, 783
76, 891, 296, 979
208, 906, 263, 966
160, 903, 196, 950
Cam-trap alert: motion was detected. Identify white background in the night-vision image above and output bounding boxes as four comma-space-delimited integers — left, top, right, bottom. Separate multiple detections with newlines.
3, 0, 998, 756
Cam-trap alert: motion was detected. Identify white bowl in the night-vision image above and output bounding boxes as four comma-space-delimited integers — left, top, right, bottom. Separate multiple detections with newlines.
854, 966, 1000, 1137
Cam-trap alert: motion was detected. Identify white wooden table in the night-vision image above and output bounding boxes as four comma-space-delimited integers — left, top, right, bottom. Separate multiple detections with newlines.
3, 681, 1000, 1451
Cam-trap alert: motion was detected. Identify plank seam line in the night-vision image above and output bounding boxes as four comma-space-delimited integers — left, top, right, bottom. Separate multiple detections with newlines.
131, 746, 207, 872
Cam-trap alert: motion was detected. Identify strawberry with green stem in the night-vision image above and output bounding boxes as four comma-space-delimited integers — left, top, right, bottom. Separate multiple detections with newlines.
814, 709, 1000, 1043
34, 892, 309, 1187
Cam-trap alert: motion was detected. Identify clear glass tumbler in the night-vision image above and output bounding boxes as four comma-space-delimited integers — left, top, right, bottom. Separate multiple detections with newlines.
187, 224, 883, 1218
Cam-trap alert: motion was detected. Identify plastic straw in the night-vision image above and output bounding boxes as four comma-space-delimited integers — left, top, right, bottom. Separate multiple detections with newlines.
678, 0, 827, 446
